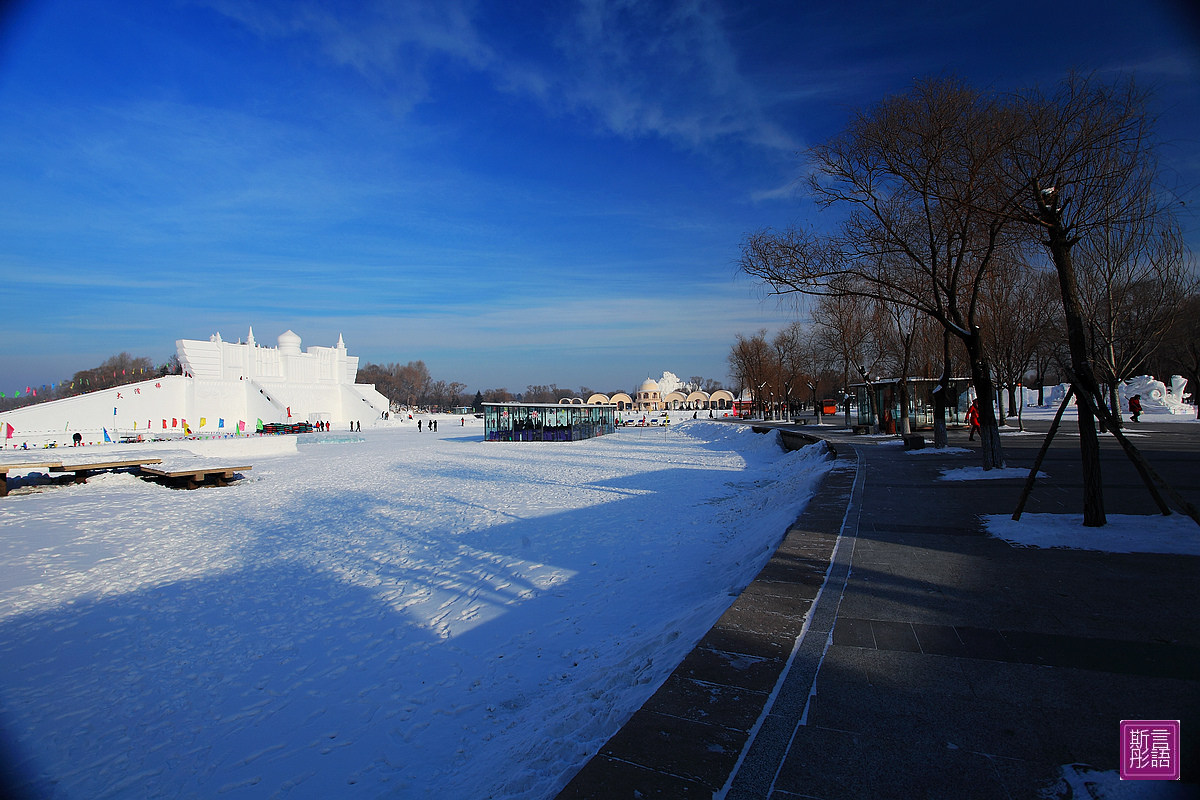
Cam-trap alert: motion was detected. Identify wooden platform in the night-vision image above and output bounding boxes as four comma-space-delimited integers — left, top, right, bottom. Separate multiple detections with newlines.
0, 460, 63, 496
50, 458, 163, 484
138, 464, 252, 489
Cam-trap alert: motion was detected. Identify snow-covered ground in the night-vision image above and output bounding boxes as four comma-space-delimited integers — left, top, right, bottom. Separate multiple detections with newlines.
0, 419, 831, 799
984, 513, 1200, 556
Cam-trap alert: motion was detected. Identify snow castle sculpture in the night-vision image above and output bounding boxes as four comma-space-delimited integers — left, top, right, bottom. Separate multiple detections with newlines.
0, 328, 391, 445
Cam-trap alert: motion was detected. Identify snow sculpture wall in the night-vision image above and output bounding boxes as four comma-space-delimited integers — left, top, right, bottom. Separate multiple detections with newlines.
1119, 375, 1193, 416
1, 329, 392, 446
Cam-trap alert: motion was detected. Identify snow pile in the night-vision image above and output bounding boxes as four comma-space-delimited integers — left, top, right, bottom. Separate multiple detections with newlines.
984, 513, 1200, 556
905, 446, 973, 455
0, 419, 831, 799
940, 466, 1045, 481
1042, 764, 1193, 799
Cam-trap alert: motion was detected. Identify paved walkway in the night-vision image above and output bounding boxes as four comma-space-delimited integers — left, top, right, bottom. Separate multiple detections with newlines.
557, 421, 1200, 799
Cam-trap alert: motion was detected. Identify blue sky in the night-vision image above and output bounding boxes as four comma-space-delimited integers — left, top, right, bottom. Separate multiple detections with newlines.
1, 0, 1197, 394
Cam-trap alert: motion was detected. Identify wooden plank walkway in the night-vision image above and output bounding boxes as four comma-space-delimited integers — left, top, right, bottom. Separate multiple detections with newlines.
138, 464, 251, 489
0, 460, 63, 497
50, 458, 163, 484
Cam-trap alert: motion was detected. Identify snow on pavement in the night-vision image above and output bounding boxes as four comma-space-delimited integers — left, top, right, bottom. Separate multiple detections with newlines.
0, 419, 831, 799
984, 513, 1200, 556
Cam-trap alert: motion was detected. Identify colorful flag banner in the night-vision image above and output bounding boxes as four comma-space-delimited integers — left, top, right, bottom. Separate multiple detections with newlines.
172, 418, 177, 427
256, 418, 263, 431
103, 428, 111, 443
218, 418, 225, 428
199, 417, 207, 428
5, 423, 13, 439
286, 406, 292, 419
162, 419, 167, 429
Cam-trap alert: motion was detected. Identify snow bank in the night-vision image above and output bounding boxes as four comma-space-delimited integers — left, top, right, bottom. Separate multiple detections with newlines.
940, 466, 1045, 481
984, 513, 1200, 556
0, 420, 831, 799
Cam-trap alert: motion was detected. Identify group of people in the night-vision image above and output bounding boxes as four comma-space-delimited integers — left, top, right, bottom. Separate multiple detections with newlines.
417, 419, 437, 432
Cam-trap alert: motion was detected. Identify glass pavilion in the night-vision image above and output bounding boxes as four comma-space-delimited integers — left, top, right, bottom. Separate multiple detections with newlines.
483, 403, 617, 442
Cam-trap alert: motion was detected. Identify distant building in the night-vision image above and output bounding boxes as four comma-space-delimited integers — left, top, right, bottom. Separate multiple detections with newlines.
576, 378, 736, 413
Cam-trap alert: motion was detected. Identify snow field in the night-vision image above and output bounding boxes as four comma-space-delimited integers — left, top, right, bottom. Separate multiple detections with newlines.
0, 419, 832, 799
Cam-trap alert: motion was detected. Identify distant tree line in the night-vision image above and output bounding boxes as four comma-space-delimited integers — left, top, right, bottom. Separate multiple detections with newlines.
356, 366, 726, 411
0, 352, 183, 413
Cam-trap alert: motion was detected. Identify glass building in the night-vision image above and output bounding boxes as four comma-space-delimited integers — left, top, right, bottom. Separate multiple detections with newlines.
851, 378, 972, 432
483, 403, 617, 442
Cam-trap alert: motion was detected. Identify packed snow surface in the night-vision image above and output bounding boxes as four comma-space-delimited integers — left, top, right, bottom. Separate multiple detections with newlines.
984, 513, 1200, 556
0, 419, 831, 799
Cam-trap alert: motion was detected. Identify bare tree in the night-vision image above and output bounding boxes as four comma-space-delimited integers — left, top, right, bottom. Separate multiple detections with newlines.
727, 330, 774, 418
523, 385, 561, 403
874, 299, 923, 435
810, 293, 887, 430
999, 73, 1184, 525
773, 322, 809, 420
740, 78, 1016, 465
978, 253, 1059, 425
1156, 291, 1200, 419
1076, 213, 1192, 426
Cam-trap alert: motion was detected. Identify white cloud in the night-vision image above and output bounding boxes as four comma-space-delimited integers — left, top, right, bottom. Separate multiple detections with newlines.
202, 0, 798, 154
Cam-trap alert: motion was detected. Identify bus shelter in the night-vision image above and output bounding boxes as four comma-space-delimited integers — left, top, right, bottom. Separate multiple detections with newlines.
483, 403, 617, 442
851, 378, 971, 432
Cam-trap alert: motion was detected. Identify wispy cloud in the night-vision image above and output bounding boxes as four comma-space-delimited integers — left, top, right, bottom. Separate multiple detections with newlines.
545, 0, 798, 152
202, 0, 797, 154
200, 0, 493, 113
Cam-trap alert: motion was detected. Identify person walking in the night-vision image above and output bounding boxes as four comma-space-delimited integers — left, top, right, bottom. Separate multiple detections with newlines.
1129, 394, 1142, 423
417, 419, 422, 432
967, 399, 980, 441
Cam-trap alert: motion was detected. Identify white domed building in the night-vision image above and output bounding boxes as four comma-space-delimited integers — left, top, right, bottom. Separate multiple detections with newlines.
635, 378, 662, 411
573, 374, 737, 413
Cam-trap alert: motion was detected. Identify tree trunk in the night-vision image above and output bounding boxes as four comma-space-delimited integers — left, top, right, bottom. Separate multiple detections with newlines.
1044, 208, 1106, 526
899, 381, 911, 435
933, 329, 950, 449
1108, 381, 1122, 429
996, 374, 1007, 427
966, 328, 1004, 469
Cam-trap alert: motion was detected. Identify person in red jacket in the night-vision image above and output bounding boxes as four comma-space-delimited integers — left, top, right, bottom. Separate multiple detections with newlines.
967, 399, 980, 441
1129, 394, 1142, 423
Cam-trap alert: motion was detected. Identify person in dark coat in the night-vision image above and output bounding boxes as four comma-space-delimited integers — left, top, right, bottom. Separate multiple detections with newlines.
1129, 394, 1142, 423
